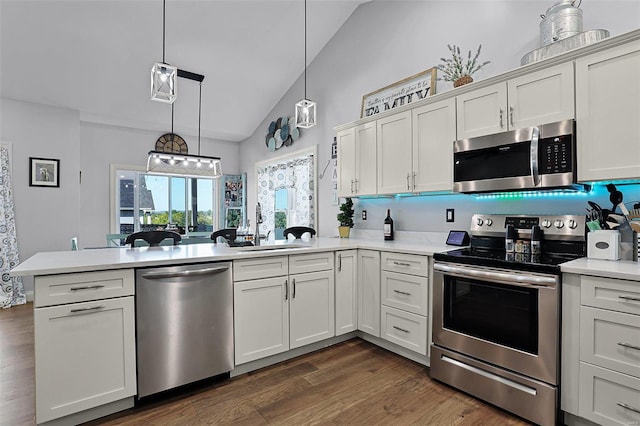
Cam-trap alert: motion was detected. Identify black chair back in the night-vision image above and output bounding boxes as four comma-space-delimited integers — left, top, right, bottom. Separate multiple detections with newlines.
283, 226, 316, 239
211, 228, 237, 243
125, 231, 181, 248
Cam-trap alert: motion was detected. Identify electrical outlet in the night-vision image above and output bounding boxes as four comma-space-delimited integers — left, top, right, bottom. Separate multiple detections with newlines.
446, 209, 455, 222
362, 210, 367, 220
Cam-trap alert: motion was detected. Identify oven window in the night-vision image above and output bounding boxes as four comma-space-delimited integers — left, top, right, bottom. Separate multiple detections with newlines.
443, 277, 538, 354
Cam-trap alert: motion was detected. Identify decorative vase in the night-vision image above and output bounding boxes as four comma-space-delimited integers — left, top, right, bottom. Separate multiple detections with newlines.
453, 75, 474, 87
338, 226, 351, 238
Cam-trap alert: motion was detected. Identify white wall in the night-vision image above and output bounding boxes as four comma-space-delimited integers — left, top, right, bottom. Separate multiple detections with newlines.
238, 0, 640, 237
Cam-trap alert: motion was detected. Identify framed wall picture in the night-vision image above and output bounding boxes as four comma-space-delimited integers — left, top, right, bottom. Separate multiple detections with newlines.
361, 67, 437, 118
29, 157, 60, 187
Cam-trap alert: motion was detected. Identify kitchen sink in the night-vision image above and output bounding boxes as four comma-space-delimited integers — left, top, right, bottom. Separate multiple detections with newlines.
233, 243, 308, 252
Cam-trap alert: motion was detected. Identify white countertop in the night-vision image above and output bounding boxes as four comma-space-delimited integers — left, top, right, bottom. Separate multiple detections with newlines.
11, 237, 452, 277
561, 257, 640, 281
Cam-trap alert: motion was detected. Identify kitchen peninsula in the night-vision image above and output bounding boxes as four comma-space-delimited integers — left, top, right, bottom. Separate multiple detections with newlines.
12, 237, 450, 425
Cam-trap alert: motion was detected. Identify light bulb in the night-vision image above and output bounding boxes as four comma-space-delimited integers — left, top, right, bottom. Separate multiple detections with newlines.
197, 161, 202, 168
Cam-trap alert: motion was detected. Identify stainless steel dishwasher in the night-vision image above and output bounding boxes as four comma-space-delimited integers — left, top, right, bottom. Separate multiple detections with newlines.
135, 261, 233, 398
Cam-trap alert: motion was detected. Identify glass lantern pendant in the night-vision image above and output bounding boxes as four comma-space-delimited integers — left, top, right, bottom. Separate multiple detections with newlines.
295, 98, 316, 128
151, 62, 177, 103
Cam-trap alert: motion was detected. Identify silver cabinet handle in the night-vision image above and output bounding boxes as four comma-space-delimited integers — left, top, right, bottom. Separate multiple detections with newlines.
393, 289, 411, 296
284, 279, 288, 300
509, 105, 514, 127
617, 402, 640, 414
350, 179, 354, 194
619, 295, 640, 302
338, 254, 342, 272
393, 325, 409, 333
412, 171, 416, 190
499, 108, 504, 128
618, 342, 640, 351
69, 285, 105, 292
292, 278, 296, 299
393, 261, 412, 267
355, 179, 359, 194
141, 266, 229, 280
70, 305, 105, 314
406, 173, 411, 190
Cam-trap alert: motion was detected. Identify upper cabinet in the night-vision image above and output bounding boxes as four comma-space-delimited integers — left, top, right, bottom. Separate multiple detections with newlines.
337, 122, 377, 197
377, 111, 413, 194
456, 62, 575, 139
576, 39, 640, 182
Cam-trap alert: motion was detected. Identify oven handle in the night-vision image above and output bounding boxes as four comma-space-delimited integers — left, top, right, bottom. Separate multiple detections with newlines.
433, 263, 558, 288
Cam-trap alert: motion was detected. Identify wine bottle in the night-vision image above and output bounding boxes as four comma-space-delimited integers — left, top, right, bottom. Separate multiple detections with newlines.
384, 209, 394, 241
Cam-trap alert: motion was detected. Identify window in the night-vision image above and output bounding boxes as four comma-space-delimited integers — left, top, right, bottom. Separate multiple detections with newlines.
112, 167, 217, 236
256, 147, 317, 241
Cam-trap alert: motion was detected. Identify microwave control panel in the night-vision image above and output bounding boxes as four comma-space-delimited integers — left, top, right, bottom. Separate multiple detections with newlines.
538, 134, 572, 174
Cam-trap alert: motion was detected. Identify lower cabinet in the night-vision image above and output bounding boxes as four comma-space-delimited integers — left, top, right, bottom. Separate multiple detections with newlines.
335, 250, 358, 336
34, 296, 136, 424
234, 253, 335, 365
357, 250, 381, 337
380, 305, 427, 354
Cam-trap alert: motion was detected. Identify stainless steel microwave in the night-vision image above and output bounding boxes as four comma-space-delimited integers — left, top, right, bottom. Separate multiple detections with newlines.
453, 120, 577, 193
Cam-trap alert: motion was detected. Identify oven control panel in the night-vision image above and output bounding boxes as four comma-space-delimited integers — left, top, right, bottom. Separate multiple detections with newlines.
470, 214, 585, 240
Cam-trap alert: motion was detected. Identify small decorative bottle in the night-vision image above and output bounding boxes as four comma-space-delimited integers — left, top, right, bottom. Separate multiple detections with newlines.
384, 209, 394, 241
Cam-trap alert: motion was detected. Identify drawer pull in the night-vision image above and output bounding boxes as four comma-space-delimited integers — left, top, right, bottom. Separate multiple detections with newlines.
69, 285, 105, 292
617, 342, 640, 351
393, 289, 411, 296
617, 402, 640, 415
393, 261, 412, 267
392, 325, 409, 333
70, 305, 105, 314
619, 295, 640, 302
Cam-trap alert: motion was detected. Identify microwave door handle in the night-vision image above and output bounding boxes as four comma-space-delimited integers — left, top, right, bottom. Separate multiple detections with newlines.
530, 126, 540, 186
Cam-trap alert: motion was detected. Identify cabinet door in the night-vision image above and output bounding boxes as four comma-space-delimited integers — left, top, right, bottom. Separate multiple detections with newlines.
377, 111, 412, 194
508, 62, 574, 129
34, 297, 136, 424
412, 98, 456, 192
358, 249, 381, 337
456, 82, 507, 139
336, 127, 356, 197
289, 270, 335, 349
335, 250, 357, 336
576, 40, 640, 182
234, 276, 289, 364
355, 122, 377, 196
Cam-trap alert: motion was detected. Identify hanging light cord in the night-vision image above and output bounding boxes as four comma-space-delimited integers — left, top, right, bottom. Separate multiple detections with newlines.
171, 103, 174, 134
304, 0, 307, 99
162, 0, 166, 63
198, 82, 202, 155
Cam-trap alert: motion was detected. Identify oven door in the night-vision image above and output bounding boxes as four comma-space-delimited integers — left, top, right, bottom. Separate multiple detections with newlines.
432, 262, 559, 385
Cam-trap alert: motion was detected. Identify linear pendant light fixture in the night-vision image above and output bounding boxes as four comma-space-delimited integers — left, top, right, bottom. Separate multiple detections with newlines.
295, 0, 316, 128
151, 0, 177, 103
147, 72, 223, 178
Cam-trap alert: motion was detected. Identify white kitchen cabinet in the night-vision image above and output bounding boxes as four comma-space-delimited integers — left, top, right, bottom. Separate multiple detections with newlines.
357, 249, 381, 337
290, 269, 335, 349
411, 98, 456, 192
457, 62, 574, 139
33, 270, 136, 424
337, 122, 377, 197
576, 39, 640, 182
234, 276, 290, 364
377, 111, 412, 194
335, 250, 358, 336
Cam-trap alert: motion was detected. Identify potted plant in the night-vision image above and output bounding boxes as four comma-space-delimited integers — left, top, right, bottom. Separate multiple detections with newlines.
436, 44, 490, 87
337, 197, 354, 238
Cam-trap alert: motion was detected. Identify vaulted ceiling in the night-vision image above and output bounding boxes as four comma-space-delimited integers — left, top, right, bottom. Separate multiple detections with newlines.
0, 0, 369, 142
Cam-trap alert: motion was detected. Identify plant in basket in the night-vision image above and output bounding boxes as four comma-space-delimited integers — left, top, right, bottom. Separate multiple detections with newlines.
436, 44, 490, 87
337, 197, 354, 238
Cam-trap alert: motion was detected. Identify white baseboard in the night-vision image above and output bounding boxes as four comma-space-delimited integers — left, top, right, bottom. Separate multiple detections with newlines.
25, 291, 34, 302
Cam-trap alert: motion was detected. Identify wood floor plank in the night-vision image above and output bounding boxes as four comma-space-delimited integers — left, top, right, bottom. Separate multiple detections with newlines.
0, 303, 531, 426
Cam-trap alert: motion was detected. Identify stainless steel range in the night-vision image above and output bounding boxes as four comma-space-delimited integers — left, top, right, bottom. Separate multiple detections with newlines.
431, 214, 586, 426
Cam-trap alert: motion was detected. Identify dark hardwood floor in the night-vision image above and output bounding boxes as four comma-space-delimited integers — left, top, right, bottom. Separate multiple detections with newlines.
1, 303, 529, 425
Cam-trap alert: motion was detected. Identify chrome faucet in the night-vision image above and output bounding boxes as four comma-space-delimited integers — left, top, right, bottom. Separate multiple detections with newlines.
255, 203, 263, 246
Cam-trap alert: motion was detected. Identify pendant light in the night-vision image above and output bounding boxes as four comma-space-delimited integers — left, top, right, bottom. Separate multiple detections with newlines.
295, 0, 316, 128
151, 0, 177, 103
147, 73, 223, 178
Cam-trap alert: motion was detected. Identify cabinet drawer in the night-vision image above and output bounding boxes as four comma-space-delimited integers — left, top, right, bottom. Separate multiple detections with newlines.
579, 362, 640, 426
34, 269, 134, 307
581, 276, 640, 316
233, 256, 288, 282
381, 252, 428, 277
289, 252, 334, 275
580, 306, 640, 378
381, 270, 428, 315
380, 305, 427, 355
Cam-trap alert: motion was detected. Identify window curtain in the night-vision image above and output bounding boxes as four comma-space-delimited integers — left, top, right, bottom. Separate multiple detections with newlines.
0, 145, 25, 308
257, 153, 315, 238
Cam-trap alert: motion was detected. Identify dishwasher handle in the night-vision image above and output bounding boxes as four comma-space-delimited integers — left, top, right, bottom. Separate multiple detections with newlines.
141, 265, 230, 280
